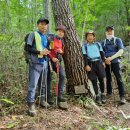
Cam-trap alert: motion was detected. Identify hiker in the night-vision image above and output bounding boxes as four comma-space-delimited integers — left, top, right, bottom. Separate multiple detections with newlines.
26, 18, 51, 116
48, 25, 68, 110
82, 30, 106, 104
102, 26, 126, 104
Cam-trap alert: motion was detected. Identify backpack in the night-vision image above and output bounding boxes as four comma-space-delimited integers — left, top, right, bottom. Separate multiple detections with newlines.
23, 33, 35, 63
103, 37, 118, 50
102, 37, 123, 59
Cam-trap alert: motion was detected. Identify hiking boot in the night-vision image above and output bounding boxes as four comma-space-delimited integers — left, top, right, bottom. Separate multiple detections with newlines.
28, 103, 37, 117
95, 95, 101, 105
40, 101, 50, 108
58, 97, 66, 102
106, 94, 113, 99
120, 97, 126, 104
101, 93, 106, 104
47, 98, 54, 105
48, 100, 54, 105
58, 101, 68, 110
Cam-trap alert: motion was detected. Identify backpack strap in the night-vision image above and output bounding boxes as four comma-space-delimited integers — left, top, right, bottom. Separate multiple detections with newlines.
104, 37, 117, 47
96, 42, 101, 50
82, 43, 88, 55
113, 36, 118, 48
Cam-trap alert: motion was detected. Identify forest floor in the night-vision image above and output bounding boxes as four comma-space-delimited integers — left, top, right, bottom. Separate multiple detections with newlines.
0, 92, 130, 130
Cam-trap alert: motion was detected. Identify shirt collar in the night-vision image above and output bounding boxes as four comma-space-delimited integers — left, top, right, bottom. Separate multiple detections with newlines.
37, 30, 46, 36
87, 42, 95, 45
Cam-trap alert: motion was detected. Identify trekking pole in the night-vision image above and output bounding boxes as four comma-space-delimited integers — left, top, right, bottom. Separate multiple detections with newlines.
38, 56, 48, 110
55, 61, 60, 106
55, 52, 61, 106
45, 71, 48, 110
44, 56, 48, 110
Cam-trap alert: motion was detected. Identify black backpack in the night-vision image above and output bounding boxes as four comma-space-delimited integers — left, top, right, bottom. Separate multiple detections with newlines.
24, 33, 35, 63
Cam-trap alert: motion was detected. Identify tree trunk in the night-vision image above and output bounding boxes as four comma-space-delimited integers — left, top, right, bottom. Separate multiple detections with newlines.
124, 0, 130, 42
52, 0, 87, 92
44, 0, 51, 33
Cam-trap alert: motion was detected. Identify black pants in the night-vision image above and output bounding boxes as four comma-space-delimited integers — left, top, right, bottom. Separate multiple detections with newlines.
105, 62, 125, 97
91, 78, 105, 95
87, 61, 106, 95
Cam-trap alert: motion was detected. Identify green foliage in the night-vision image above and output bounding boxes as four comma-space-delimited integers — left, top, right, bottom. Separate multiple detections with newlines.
69, 0, 130, 42
0, 33, 26, 105
0, 99, 14, 105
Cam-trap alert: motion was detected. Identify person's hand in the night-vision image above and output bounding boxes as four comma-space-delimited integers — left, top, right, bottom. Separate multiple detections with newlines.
85, 65, 91, 72
57, 49, 63, 54
40, 49, 50, 55
52, 58, 59, 63
105, 57, 112, 65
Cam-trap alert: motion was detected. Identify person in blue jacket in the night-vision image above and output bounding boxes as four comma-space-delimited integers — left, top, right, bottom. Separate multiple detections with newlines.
102, 26, 126, 104
26, 18, 50, 116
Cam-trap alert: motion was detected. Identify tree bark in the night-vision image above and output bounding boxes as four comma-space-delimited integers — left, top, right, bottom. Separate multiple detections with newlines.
52, 0, 87, 92
44, 0, 51, 33
124, 0, 130, 42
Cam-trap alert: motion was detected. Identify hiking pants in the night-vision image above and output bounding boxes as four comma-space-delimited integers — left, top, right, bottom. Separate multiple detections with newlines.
105, 62, 125, 97
52, 62, 65, 98
87, 60, 106, 95
27, 61, 48, 104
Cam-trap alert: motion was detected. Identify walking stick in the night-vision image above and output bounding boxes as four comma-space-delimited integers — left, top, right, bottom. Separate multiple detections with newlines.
55, 61, 60, 106
38, 56, 48, 110
55, 52, 61, 106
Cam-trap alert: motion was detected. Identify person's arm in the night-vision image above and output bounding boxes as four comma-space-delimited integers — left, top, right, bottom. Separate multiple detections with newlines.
106, 38, 124, 62
26, 44, 40, 54
110, 49, 123, 60
82, 45, 88, 65
26, 32, 48, 55
100, 51, 105, 62
25, 32, 40, 54
83, 54, 88, 66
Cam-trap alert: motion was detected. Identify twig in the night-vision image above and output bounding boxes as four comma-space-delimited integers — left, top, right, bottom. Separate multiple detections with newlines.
120, 109, 130, 119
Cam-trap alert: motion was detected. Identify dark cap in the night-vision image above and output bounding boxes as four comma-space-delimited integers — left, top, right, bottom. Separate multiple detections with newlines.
56, 25, 66, 32
106, 26, 114, 31
37, 17, 49, 25
85, 30, 95, 37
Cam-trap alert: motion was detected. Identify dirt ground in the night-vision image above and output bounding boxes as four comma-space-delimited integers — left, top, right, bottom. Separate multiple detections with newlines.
0, 95, 130, 130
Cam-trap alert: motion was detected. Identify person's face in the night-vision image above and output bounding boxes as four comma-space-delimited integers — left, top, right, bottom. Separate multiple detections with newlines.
56, 30, 65, 38
86, 34, 95, 43
37, 22, 48, 33
106, 29, 114, 35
